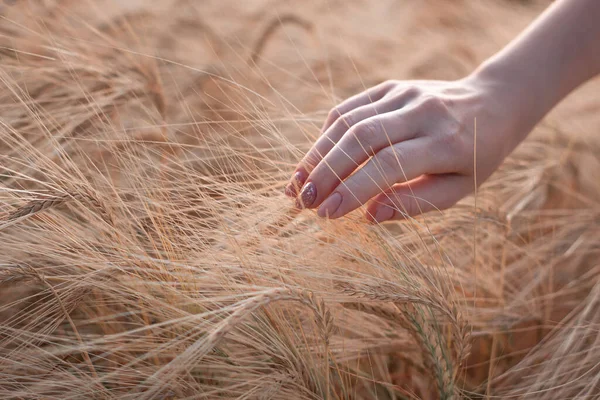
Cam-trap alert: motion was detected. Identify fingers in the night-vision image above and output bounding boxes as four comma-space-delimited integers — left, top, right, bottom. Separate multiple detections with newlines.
316, 138, 441, 218
285, 82, 411, 197
292, 96, 406, 188
364, 174, 473, 222
320, 81, 393, 132
303, 109, 422, 208
285, 101, 388, 197
306, 100, 399, 166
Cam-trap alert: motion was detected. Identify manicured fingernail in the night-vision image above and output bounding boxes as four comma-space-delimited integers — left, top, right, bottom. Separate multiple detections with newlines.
285, 170, 307, 197
317, 192, 342, 218
296, 182, 317, 209
373, 206, 394, 223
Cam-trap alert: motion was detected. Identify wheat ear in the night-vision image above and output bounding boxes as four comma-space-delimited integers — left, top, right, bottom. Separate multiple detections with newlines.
140, 287, 334, 400
2, 187, 115, 226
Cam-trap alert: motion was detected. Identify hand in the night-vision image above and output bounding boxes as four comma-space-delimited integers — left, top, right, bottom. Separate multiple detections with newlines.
283, 0, 600, 223
285, 75, 526, 223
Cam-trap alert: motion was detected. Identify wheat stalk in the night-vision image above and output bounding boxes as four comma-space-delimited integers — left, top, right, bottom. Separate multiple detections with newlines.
337, 281, 470, 361
140, 287, 334, 399
339, 281, 469, 399
1, 1, 598, 398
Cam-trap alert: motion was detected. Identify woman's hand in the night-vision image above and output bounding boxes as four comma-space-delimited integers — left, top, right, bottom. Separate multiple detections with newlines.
284, 0, 600, 223
285, 75, 525, 222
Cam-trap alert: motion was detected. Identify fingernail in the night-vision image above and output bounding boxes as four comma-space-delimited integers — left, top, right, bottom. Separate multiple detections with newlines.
317, 192, 342, 218
285, 170, 307, 197
373, 206, 394, 223
296, 181, 317, 209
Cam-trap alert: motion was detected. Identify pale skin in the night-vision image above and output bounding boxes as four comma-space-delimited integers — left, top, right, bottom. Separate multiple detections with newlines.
285, 0, 600, 223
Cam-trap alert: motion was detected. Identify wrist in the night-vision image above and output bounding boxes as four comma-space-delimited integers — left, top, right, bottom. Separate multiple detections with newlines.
467, 56, 550, 148
470, 57, 542, 118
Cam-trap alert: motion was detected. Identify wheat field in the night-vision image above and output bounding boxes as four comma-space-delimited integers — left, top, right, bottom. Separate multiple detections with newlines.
1, 0, 600, 398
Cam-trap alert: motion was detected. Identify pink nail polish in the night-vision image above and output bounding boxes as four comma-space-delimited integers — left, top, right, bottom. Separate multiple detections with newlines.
318, 192, 342, 218
296, 182, 317, 209
285, 170, 308, 197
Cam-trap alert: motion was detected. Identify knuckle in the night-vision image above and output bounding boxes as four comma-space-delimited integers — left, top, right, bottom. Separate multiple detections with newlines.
340, 112, 357, 128
438, 128, 463, 150
432, 129, 469, 172
385, 92, 407, 105
370, 81, 395, 99
383, 85, 420, 105
437, 119, 468, 154
326, 107, 343, 125
418, 95, 446, 113
350, 119, 378, 145
403, 85, 421, 98
379, 80, 396, 91
329, 112, 353, 134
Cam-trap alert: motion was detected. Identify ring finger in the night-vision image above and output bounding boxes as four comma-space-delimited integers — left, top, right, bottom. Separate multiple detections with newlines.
316, 138, 445, 218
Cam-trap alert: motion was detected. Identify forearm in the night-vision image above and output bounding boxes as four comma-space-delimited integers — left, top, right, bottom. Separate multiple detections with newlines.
472, 0, 600, 140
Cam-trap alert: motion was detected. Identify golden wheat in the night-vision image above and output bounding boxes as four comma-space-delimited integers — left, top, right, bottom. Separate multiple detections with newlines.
1, 0, 599, 399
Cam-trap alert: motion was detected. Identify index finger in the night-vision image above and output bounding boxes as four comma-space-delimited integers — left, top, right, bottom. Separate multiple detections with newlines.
285, 82, 393, 196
